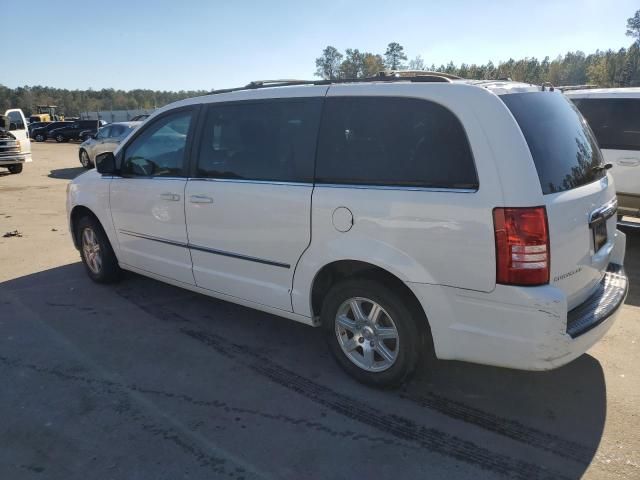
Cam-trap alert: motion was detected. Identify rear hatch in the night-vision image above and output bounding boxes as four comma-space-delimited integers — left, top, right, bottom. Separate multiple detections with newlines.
501, 92, 616, 309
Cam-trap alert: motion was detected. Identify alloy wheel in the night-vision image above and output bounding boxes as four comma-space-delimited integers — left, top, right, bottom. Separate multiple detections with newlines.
82, 227, 102, 274
335, 297, 400, 372
80, 150, 90, 168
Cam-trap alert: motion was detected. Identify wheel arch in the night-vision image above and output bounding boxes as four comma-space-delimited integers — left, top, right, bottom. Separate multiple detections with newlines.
309, 260, 431, 335
69, 205, 101, 249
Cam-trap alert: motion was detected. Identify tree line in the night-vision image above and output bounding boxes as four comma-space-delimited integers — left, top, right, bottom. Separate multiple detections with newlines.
315, 10, 640, 87
0, 86, 208, 118
1, 10, 639, 117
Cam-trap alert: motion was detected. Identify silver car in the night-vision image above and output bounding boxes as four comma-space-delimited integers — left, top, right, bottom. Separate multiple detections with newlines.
78, 121, 141, 168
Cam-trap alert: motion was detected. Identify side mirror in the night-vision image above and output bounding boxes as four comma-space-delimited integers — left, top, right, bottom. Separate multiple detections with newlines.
95, 152, 117, 175
9, 123, 18, 131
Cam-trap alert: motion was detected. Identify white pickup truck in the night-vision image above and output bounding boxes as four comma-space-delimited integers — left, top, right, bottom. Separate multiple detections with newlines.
0, 109, 32, 174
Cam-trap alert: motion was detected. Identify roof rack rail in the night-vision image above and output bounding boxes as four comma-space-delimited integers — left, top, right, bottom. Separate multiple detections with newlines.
387, 70, 461, 80
207, 72, 455, 95
558, 84, 599, 92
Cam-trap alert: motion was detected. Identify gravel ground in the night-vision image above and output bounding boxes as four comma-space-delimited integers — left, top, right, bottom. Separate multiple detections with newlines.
0, 142, 638, 479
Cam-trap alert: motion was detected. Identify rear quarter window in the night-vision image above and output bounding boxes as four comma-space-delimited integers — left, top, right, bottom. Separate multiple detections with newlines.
570, 97, 640, 151
315, 96, 478, 189
500, 92, 605, 195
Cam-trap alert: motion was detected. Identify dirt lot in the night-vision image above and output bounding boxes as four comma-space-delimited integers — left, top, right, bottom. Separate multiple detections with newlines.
0, 142, 639, 480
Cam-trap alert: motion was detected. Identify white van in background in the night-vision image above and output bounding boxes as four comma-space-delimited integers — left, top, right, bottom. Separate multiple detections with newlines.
566, 88, 640, 219
0, 109, 32, 174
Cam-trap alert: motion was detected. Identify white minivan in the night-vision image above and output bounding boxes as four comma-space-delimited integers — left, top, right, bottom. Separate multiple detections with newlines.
565, 88, 640, 219
67, 76, 628, 386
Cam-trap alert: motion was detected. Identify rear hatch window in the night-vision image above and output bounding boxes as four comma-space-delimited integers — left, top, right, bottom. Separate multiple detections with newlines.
500, 92, 605, 194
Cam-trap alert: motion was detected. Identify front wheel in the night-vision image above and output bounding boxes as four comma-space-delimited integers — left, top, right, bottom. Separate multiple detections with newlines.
76, 216, 121, 283
321, 278, 424, 387
35, 133, 45, 142
79, 149, 93, 168
7, 164, 23, 174
55, 134, 65, 143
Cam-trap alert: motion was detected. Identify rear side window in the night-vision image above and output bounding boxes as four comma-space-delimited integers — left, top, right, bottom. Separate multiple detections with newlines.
196, 99, 322, 182
315, 96, 477, 189
501, 92, 605, 195
571, 98, 640, 151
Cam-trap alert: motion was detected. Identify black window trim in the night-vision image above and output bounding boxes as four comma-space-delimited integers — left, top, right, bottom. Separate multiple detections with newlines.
190, 96, 324, 183
118, 104, 200, 179
314, 95, 480, 191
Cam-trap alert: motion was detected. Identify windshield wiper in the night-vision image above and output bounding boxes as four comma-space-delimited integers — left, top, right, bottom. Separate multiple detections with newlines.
592, 163, 612, 172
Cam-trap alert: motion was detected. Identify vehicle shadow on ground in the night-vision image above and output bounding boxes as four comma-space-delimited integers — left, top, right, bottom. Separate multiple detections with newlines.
48, 167, 86, 180
1, 262, 606, 479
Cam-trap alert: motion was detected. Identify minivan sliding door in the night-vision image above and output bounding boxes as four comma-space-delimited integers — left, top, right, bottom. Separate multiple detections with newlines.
185, 96, 323, 311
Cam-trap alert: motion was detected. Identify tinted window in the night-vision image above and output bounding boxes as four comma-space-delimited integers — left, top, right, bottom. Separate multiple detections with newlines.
122, 110, 192, 177
197, 99, 322, 182
501, 92, 605, 195
315, 97, 477, 188
571, 98, 640, 151
7, 111, 25, 130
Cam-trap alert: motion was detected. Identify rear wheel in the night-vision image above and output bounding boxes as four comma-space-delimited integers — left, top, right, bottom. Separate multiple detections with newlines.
7, 164, 23, 174
76, 215, 121, 283
35, 133, 45, 142
79, 149, 92, 168
55, 134, 65, 143
321, 278, 424, 387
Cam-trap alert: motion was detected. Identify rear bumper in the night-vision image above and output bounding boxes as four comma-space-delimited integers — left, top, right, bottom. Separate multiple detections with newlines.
0, 154, 28, 165
566, 264, 627, 338
408, 230, 627, 371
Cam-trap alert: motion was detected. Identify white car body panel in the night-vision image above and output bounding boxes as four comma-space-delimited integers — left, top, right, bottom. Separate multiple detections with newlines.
67, 81, 627, 371
110, 177, 195, 285
185, 179, 312, 312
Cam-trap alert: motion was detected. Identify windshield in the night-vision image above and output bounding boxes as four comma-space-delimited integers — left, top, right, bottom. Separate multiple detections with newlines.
500, 92, 605, 194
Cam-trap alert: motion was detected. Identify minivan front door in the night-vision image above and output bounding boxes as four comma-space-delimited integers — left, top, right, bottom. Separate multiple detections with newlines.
185, 97, 324, 311
109, 109, 196, 285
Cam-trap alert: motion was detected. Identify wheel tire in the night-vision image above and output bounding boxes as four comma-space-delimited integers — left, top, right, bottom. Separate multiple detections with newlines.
321, 278, 424, 388
79, 149, 93, 168
76, 215, 121, 283
55, 134, 65, 143
35, 133, 45, 142
7, 164, 23, 174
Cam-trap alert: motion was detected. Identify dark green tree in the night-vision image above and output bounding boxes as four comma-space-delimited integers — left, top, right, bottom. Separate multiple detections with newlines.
627, 10, 640, 43
384, 42, 407, 70
314, 46, 343, 79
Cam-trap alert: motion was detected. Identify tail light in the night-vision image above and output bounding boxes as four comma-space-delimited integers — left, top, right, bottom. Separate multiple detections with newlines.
493, 207, 549, 286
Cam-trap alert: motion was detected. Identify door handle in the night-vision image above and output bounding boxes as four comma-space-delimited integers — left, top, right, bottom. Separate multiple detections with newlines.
159, 193, 180, 201
617, 158, 640, 167
189, 195, 214, 204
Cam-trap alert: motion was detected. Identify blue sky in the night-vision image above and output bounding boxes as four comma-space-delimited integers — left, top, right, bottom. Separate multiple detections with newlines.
3, 0, 637, 91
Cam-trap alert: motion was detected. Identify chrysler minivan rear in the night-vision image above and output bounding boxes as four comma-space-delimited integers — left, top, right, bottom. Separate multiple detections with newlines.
416, 85, 628, 370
